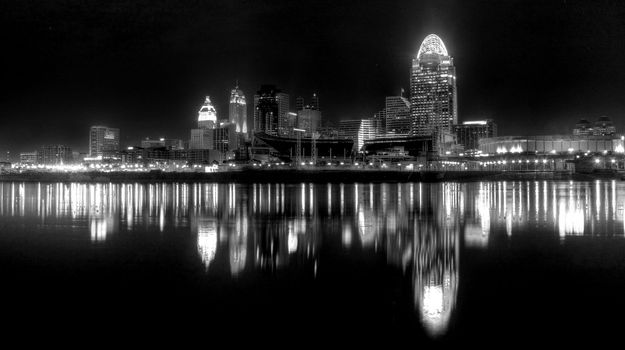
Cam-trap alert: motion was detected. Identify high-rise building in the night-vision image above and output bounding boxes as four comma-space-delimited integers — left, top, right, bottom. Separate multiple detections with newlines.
189, 129, 213, 150
198, 96, 218, 129
310, 93, 320, 111
453, 120, 497, 152
339, 119, 378, 151
213, 121, 238, 160
385, 96, 411, 136
297, 108, 322, 135
295, 96, 305, 111
229, 84, 248, 134
89, 126, 120, 157
410, 34, 457, 137
190, 96, 219, 150
38, 145, 73, 165
296, 94, 320, 111
253, 85, 289, 135
373, 109, 386, 136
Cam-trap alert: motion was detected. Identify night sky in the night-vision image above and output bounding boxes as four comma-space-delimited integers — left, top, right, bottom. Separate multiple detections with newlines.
1, 0, 625, 157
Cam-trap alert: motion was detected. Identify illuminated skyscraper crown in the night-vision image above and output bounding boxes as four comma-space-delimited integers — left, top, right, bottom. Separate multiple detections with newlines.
417, 34, 449, 59
198, 96, 217, 122
230, 86, 247, 105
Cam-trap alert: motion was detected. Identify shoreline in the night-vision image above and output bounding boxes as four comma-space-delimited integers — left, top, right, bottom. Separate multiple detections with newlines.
0, 169, 622, 183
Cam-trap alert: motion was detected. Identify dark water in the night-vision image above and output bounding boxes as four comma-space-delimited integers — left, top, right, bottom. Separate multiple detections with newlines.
1, 180, 625, 345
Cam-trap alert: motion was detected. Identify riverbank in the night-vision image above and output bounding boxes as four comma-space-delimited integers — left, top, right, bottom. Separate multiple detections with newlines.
1, 169, 621, 183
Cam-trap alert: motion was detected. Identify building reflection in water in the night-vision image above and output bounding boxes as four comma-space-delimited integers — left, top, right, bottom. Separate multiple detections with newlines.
3, 180, 625, 335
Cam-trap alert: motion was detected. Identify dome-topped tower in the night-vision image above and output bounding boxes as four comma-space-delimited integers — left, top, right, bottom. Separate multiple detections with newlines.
410, 34, 457, 143
198, 96, 217, 128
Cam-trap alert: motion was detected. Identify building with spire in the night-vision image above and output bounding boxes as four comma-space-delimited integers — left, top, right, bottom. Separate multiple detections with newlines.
190, 96, 217, 149
197, 96, 217, 129
229, 83, 248, 135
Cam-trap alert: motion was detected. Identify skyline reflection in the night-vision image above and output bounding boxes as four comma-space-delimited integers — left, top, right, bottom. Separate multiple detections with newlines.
2, 180, 625, 337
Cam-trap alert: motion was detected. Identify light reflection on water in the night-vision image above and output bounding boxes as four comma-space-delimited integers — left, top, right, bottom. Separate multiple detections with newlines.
1, 180, 625, 337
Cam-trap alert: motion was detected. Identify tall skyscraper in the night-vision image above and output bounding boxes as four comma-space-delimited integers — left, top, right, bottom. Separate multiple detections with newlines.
310, 93, 320, 111
89, 126, 120, 157
410, 34, 457, 137
385, 96, 411, 135
253, 85, 289, 135
229, 83, 248, 134
295, 96, 305, 111
198, 96, 218, 129
190, 96, 219, 150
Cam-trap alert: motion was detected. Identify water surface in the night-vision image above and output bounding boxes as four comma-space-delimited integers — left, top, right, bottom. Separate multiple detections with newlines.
1, 180, 624, 345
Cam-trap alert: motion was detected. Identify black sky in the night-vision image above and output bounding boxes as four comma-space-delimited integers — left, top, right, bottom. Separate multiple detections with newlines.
1, 0, 625, 156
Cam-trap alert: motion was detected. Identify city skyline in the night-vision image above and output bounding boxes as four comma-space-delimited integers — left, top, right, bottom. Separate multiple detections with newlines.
2, 0, 625, 156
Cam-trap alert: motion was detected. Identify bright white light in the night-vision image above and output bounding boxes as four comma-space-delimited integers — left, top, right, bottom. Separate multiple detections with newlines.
417, 34, 449, 59
198, 96, 217, 122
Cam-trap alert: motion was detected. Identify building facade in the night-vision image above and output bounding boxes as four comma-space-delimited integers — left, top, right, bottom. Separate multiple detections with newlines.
20, 151, 38, 164
410, 34, 457, 138
141, 138, 184, 150
38, 145, 73, 165
479, 134, 624, 155
213, 122, 238, 158
89, 126, 120, 158
190, 129, 213, 150
253, 85, 290, 136
573, 116, 617, 136
454, 120, 497, 152
385, 96, 411, 136
339, 119, 380, 152
229, 84, 248, 134
297, 108, 322, 135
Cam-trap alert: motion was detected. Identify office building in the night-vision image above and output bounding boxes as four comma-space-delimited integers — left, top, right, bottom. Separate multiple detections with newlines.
253, 85, 289, 135
297, 108, 322, 135
454, 120, 497, 152
410, 34, 457, 137
593, 116, 616, 136
339, 119, 379, 151
573, 116, 617, 136
190, 129, 213, 150
20, 151, 38, 164
229, 83, 248, 134
295, 96, 305, 111
213, 121, 238, 157
38, 145, 73, 165
385, 96, 411, 136
89, 126, 120, 158
310, 93, 320, 111
141, 138, 184, 150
